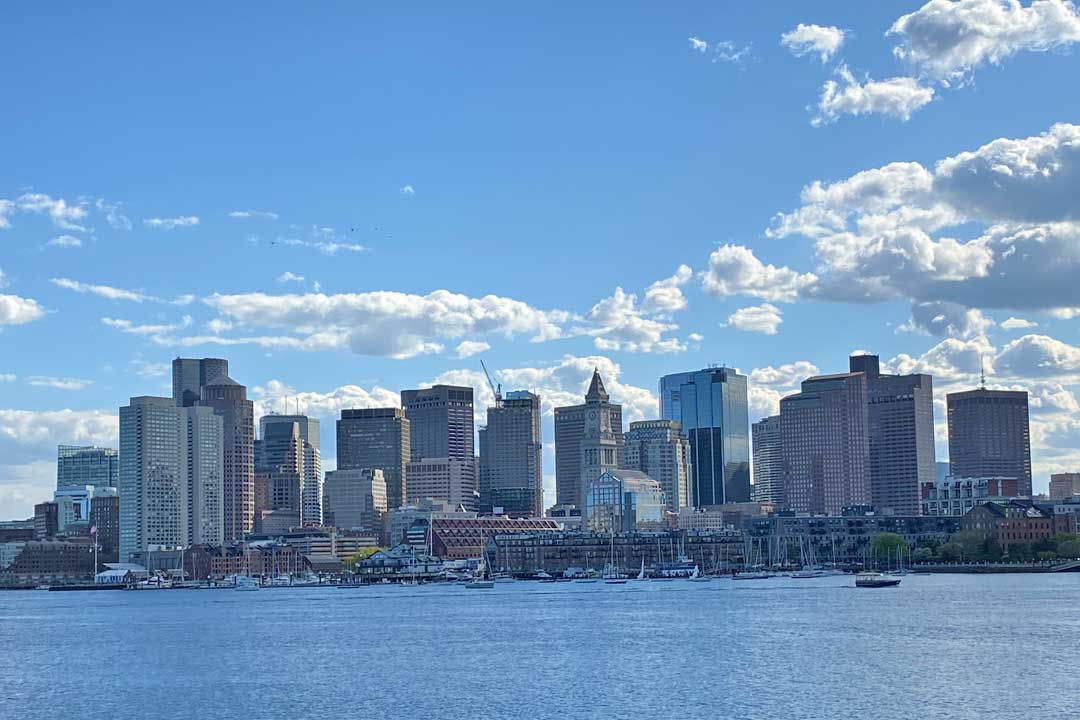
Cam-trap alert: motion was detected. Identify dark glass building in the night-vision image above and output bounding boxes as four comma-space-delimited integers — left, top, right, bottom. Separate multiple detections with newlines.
947, 388, 1032, 497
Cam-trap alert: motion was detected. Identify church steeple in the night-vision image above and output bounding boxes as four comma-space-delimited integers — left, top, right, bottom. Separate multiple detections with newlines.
585, 367, 609, 402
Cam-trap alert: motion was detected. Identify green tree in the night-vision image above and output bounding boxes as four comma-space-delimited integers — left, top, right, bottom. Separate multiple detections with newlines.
939, 542, 963, 562
912, 547, 934, 563
340, 546, 382, 573
871, 532, 907, 566
1057, 539, 1080, 559
949, 530, 991, 561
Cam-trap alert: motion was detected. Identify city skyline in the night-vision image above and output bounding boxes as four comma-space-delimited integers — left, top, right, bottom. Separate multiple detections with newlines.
5, 2, 1080, 519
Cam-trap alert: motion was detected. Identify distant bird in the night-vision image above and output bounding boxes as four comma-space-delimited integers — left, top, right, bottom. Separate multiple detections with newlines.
349, 227, 355, 232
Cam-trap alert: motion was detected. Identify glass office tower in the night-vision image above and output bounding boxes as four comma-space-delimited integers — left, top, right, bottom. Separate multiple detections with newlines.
659, 367, 750, 506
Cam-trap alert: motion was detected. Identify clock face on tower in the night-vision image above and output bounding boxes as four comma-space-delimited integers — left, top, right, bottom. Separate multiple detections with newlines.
588, 410, 596, 421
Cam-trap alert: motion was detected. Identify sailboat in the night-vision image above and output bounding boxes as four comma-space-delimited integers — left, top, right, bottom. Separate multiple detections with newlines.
687, 564, 711, 582
634, 557, 647, 581
465, 526, 494, 589
603, 529, 627, 584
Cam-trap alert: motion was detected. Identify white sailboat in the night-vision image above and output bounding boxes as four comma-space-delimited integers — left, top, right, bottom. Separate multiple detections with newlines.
465, 526, 495, 589
634, 557, 647, 581
687, 564, 710, 582
603, 530, 627, 584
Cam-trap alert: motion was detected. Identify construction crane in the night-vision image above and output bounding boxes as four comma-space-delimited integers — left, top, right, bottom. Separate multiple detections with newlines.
480, 359, 502, 407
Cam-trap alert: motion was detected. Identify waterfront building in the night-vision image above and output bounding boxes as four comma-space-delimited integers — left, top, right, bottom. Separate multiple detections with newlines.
779, 372, 871, 515
185, 405, 224, 546
56, 445, 118, 492
260, 414, 322, 525
90, 493, 120, 563
490, 530, 745, 577
401, 384, 475, 462
53, 487, 91, 532
623, 420, 692, 512
850, 354, 936, 516
478, 390, 543, 517
119, 396, 187, 562
751, 415, 783, 505
323, 468, 387, 538
199, 375, 255, 542
359, 544, 442, 579
405, 457, 477, 511
677, 503, 773, 532
584, 469, 666, 534
337, 408, 410, 511
172, 357, 229, 407
0, 520, 34, 543
428, 516, 561, 560
920, 476, 1020, 517
1049, 472, 1080, 501
0, 539, 96, 586
545, 504, 584, 532
33, 502, 58, 539
554, 370, 624, 509
659, 367, 751, 506
947, 388, 1032, 497
962, 501, 1077, 556
386, 500, 476, 548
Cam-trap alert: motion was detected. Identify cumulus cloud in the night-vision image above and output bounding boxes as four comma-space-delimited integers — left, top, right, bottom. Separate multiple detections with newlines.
781, 23, 846, 62
400, 185, 415, 195
0, 294, 47, 326
27, 376, 93, 391
642, 265, 693, 314
725, 303, 783, 335
276, 271, 305, 284
890, 0, 1080, 86
701, 244, 817, 303
251, 379, 400, 422
0, 374, 15, 382
900, 300, 994, 338
812, 64, 935, 126
0, 199, 13, 229
16, 193, 88, 231
746, 361, 820, 419
1001, 316, 1038, 329
996, 333, 1080, 379
688, 37, 708, 52
143, 216, 199, 229
582, 287, 686, 354
453, 340, 490, 359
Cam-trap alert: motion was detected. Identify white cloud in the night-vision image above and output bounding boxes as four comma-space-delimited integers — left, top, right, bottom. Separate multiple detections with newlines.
689, 37, 708, 52
95, 198, 132, 230
582, 287, 686, 354
746, 361, 820, 419
996, 333, 1080, 379
781, 23, 846, 62
1001, 316, 1038, 329
47, 235, 83, 248
642, 264, 693, 314
27, 376, 93, 391
0, 294, 47, 326
812, 64, 935, 126
276, 271, 305, 284
143, 215, 199, 229
900, 300, 994, 338
453, 340, 490, 359
283, 238, 366, 255
0, 269, 6, 289
701, 244, 818, 303
190, 289, 568, 359
712, 40, 753, 64
0, 199, 13, 229
400, 185, 415, 195
50, 278, 156, 303
890, 0, 1080, 86
229, 210, 279, 220
725, 303, 783, 335
131, 360, 170, 379
16, 193, 88, 231
251, 379, 401, 422
0, 373, 15, 382
101, 315, 194, 339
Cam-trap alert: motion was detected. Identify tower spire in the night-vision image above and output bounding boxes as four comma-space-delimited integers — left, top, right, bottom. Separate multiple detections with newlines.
979, 354, 986, 389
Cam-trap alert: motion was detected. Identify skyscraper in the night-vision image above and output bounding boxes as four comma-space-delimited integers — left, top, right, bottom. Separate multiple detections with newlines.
259, 414, 322, 526
479, 391, 543, 516
255, 420, 305, 530
199, 375, 255, 542
1049, 472, 1080, 500
337, 408, 410, 511
172, 357, 229, 407
554, 370, 624, 509
185, 405, 224, 546
779, 373, 871, 515
56, 445, 118, 492
405, 457, 477, 511
850, 354, 936, 516
119, 396, 187, 561
623, 419, 691, 512
659, 367, 751, 506
947, 388, 1032, 497
323, 468, 387, 535
751, 415, 783, 505
400, 385, 475, 461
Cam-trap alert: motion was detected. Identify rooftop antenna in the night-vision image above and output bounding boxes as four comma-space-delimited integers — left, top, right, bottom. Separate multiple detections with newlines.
979, 355, 986, 390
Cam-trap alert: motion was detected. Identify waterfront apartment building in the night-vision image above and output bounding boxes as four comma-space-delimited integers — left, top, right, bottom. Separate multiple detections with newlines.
623, 420, 691, 512
659, 367, 751, 506
337, 408, 410, 511
779, 372, 871, 515
323, 468, 387, 537
849, 354, 936, 516
119, 397, 188, 561
260, 415, 322, 526
751, 415, 783, 505
1049, 472, 1080, 500
405, 457, 477, 512
172, 357, 229, 407
401, 385, 475, 462
920, 476, 1020, 517
199, 375, 255, 542
56, 445, 118, 492
554, 370, 624, 509
947, 388, 1032, 497
478, 391, 543, 517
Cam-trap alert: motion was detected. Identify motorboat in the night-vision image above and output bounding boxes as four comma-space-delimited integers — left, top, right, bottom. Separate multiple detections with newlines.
855, 572, 901, 588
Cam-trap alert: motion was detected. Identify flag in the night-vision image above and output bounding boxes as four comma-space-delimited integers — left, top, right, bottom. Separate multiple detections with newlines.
90, 524, 97, 536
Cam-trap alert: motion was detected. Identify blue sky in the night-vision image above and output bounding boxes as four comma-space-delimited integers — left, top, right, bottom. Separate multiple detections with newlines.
4, 1, 1080, 518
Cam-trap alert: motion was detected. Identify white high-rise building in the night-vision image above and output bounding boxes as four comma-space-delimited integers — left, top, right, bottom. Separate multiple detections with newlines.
186, 405, 224, 546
